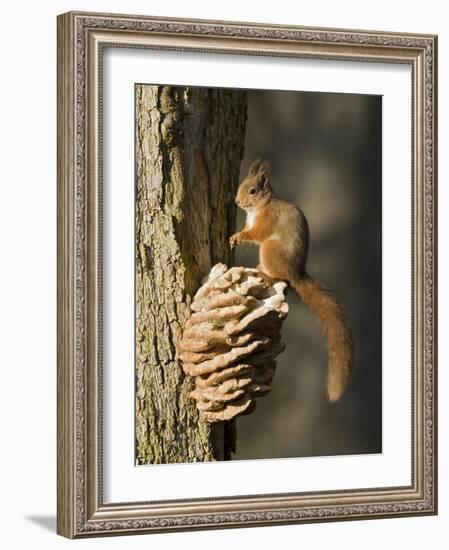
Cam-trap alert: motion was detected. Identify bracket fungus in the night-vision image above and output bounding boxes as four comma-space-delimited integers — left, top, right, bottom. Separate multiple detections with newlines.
178, 263, 289, 422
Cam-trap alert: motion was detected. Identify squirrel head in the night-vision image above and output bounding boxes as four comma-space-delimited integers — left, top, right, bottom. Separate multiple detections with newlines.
236, 159, 272, 210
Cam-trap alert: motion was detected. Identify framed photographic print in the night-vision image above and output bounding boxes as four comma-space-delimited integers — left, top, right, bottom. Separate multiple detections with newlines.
57, 11, 438, 538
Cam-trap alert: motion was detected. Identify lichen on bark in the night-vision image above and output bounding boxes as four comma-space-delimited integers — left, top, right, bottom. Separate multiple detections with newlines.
135, 84, 247, 464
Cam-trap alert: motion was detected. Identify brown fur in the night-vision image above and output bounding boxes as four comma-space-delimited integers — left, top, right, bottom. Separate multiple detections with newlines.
230, 159, 353, 401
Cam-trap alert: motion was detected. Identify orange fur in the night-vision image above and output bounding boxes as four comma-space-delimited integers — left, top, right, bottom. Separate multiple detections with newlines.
290, 276, 353, 401
230, 159, 354, 401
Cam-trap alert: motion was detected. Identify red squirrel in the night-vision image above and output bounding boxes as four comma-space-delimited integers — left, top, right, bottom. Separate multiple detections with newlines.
230, 159, 353, 402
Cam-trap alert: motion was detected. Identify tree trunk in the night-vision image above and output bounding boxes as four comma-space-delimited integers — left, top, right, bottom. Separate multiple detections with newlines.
135, 85, 247, 464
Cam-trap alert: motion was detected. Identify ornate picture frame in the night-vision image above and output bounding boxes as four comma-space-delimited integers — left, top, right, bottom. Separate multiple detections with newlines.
57, 11, 437, 538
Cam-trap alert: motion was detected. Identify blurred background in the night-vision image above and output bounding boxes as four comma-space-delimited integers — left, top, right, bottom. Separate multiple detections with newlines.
233, 90, 382, 460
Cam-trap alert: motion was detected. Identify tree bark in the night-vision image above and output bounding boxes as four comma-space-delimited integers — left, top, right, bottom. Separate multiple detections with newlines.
135, 85, 247, 464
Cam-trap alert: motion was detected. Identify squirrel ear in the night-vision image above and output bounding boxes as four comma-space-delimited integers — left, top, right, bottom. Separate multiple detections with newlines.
248, 158, 271, 177
248, 158, 263, 176
258, 160, 271, 188
260, 171, 270, 189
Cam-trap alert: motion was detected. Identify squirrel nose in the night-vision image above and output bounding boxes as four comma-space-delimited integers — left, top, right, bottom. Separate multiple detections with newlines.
235, 197, 240, 206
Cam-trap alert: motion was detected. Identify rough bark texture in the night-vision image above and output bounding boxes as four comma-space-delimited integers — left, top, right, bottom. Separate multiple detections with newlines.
135, 85, 247, 464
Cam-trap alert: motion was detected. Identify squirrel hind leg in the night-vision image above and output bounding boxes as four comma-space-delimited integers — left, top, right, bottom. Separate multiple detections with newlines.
259, 240, 295, 282
255, 266, 280, 286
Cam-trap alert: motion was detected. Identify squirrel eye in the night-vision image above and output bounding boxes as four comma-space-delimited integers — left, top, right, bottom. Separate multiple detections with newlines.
249, 188, 256, 195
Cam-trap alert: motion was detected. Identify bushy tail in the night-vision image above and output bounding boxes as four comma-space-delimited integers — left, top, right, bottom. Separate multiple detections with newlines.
291, 274, 353, 402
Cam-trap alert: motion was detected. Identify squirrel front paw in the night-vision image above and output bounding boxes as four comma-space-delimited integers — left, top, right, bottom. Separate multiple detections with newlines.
229, 232, 242, 249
